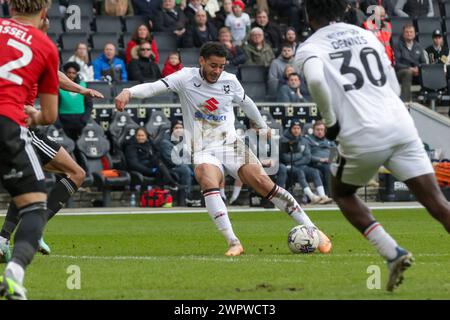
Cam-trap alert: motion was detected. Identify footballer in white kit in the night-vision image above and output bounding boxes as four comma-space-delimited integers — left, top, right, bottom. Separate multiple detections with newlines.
299, 0, 450, 292
116, 42, 332, 256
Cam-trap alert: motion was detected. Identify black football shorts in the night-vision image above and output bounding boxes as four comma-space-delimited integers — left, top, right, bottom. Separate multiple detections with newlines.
29, 127, 62, 166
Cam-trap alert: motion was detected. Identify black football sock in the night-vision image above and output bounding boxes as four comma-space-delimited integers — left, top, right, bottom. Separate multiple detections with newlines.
11, 202, 47, 269
46, 177, 78, 221
0, 201, 20, 241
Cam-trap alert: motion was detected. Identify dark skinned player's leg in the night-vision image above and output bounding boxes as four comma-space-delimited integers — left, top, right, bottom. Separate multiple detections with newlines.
403, 173, 450, 233
331, 175, 413, 291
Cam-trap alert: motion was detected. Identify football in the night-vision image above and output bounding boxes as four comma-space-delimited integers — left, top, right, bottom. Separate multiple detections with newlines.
288, 225, 320, 254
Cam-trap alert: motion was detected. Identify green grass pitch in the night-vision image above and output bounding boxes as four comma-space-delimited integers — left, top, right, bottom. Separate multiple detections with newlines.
1, 208, 449, 300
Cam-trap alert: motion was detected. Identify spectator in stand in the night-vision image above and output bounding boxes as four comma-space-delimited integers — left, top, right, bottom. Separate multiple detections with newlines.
132, 0, 162, 19
68, 43, 94, 82
162, 51, 183, 77
124, 127, 178, 188
280, 121, 332, 205
213, 0, 233, 29
394, 0, 434, 18
225, 0, 251, 46
100, 0, 134, 16
184, 0, 205, 23
362, 5, 394, 64
127, 41, 162, 83
93, 43, 128, 82
268, 0, 304, 34
251, 9, 283, 56
277, 73, 305, 103
183, 8, 218, 48
159, 120, 199, 206
278, 64, 295, 87
218, 27, 247, 66
204, 0, 220, 18
360, 0, 395, 17
425, 30, 449, 66
58, 62, 93, 142
394, 23, 427, 102
284, 27, 299, 55
268, 42, 297, 96
153, 0, 188, 43
305, 121, 336, 195
343, 0, 367, 27
242, 27, 275, 67
125, 24, 159, 65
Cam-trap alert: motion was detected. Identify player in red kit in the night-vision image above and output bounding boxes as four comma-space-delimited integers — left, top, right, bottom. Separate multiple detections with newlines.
0, 0, 59, 300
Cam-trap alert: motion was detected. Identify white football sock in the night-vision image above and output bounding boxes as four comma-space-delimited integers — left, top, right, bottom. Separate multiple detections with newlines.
220, 188, 227, 200
204, 189, 238, 245
317, 186, 326, 197
364, 222, 399, 261
5, 261, 25, 285
0, 236, 8, 245
303, 187, 316, 199
269, 186, 315, 228
230, 185, 242, 202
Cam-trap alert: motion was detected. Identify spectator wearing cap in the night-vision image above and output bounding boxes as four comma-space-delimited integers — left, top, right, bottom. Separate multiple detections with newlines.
242, 27, 275, 67
225, 0, 251, 46
425, 30, 449, 66
362, 5, 394, 64
251, 9, 283, 56
394, 23, 427, 102
182, 8, 218, 48
159, 120, 199, 207
280, 121, 332, 204
394, 0, 434, 18
58, 62, 93, 142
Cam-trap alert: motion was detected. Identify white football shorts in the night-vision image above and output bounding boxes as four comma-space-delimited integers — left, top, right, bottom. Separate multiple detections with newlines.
330, 138, 434, 186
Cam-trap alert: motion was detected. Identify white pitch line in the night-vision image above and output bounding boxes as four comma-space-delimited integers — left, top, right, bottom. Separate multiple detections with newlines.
48, 252, 450, 264
0, 205, 426, 217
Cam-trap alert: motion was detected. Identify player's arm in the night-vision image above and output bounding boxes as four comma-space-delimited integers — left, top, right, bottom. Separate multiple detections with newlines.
115, 80, 169, 111
25, 94, 58, 126
58, 71, 104, 99
302, 57, 339, 140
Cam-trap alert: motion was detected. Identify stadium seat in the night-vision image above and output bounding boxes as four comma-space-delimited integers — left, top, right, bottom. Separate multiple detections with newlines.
123, 16, 150, 33
47, 33, 60, 47
445, 2, 450, 17
91, 33, 119, 50
420, 64, 447, 110
48, 18, 64, 35
94, 16, 124, 33
242, 82, 267, 102
47, 3, 63, 18
390, 17, 413, 36
418, 33, 434, 49
444, 18, 450, 34
239, 65, 268, 82
76, 121, 131, 207
60, 33, 89, 50
225, 65, 239, 75
86, 82, 113, 102
179, 48, 200, 67
63, 16, 92, 33
145, 110, 171, 139
121, 32, 133, 48
66, 0, 94, 19
390, 35, 400, 50
302, 123, 314, 136
416, 17, 442, 34
60, 50, 75, 65
152, 32, 178, 51
259, 109, 283, 132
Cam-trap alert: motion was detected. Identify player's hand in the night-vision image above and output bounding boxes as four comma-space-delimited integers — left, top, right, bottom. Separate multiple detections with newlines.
24, 105, 40, 127
81, 88, 104, 99
115, 89, 131, 112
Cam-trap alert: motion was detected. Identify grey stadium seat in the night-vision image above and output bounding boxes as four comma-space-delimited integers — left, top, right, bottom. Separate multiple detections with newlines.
86, 82, 113, 102
60, 33, 89, 50
48, 18, 64, 34
152, 32, 178, 51
239, 65, 268, 82
179, 48, 200, 67
390, 17, 413, 36
416, 17, 442, 35
91, 33, 119, 50
94, 16, 124, 33
242, 82, 267, 102
123, 16, 150, 33
418, 33, 433, 49
63, 16, 92, 33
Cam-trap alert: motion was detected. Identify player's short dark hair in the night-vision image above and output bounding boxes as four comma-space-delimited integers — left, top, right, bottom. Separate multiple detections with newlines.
305, 0, 347, 25
8, 0, 51, 14
200, 42, 228, 60
63, 61, 80, 73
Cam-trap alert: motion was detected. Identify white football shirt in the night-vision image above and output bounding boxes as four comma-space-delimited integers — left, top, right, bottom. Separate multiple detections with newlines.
161, 67, 246, 148
296, 22, 419, 154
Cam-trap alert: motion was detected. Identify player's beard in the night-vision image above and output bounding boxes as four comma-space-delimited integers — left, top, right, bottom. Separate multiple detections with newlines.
201, 67, 219, 84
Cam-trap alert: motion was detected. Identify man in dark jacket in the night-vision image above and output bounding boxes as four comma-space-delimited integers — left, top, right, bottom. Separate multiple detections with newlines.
153, 0, 187, 42
305, 121, 336, 195
127, 41, 162, 83
159, 120, 199, 206
132, 0, 162, 19
251, 9, 283, 56
425, 30, 449, 66
280, 121, 332, 204
394, 23, 427, 102
394, 0, 434, 18
182, 9, 218, 48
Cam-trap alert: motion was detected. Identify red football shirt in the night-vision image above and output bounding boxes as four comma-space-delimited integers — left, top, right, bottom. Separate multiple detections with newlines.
0, 18, 59, 126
